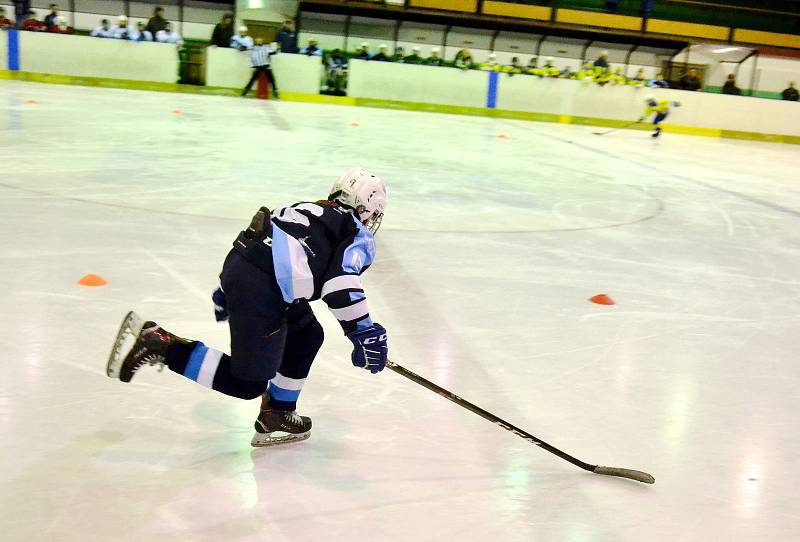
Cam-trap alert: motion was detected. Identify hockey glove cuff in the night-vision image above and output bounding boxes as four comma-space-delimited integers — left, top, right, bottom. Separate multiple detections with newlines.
212, 287, 229, 322
347, 324, 388, 374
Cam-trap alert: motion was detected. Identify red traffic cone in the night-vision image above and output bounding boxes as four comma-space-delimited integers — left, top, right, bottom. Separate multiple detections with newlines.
589, 294, 615, 305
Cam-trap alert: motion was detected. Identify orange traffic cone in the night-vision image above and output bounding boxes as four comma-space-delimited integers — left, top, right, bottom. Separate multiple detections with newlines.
171, 108, 182, 116
77, 274, 108, 287
497, 133, 509, 139
25, 99, 39, 105
589, 294, 615, 305
351, 122, 360, 128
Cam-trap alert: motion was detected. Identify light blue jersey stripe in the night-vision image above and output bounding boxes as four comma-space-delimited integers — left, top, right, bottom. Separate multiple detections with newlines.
271, 224, 294, 302
184, 342, 208, 381
342, 216, 375, 274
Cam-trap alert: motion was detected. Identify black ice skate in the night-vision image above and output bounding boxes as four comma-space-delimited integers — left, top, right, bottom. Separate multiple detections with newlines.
106, 311, 173, 382
252, 408, 312, 447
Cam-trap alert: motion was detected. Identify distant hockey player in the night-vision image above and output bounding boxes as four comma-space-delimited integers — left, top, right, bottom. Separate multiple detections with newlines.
639, 94, 681, 138
107, 168, 389, 447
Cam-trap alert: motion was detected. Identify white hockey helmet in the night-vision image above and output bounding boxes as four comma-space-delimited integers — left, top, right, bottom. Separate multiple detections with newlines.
645, 93, 655, 102
329, 167, 387, 234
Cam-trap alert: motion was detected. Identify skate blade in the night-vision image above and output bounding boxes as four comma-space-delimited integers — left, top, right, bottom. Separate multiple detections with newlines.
106, 311, 144, 380
251, 430, 310, 448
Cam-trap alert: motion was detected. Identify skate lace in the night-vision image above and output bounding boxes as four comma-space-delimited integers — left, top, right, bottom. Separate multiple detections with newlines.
286, 411, 302, 425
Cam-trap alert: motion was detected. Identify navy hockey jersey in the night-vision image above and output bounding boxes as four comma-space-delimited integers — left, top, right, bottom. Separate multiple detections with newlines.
240, 201, 376, 334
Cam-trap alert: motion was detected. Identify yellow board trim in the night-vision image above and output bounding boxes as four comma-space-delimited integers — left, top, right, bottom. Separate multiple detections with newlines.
733, 29, 800, 49
408, 0, 477, 13
482, 1, 551, 21
2, 70, 798, 145
647, 19, 728, 40
556, 8, 642, 31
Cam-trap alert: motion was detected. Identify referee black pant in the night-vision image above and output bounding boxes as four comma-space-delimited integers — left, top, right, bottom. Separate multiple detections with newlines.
242, 66, 278, 97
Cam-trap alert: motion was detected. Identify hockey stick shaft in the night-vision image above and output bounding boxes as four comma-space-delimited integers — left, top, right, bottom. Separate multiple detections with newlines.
594, 120, 640, 136
386, 359, 654, 484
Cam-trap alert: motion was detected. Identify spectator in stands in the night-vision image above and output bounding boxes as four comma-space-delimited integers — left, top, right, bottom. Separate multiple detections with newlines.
22, 10, 44, 31
506, 56, 522, 76
0, 7, 13, 30
111, 16, 129, 39
90, 18, 112, 37
241, 37, 279, 99
43, 4, 58, 30
650, 70, 669, 88
454, 48, 473, 70
156, 21, 183, 47
211, 13, 233, 48
594, 50, 609, 70
722, 74, 741, 95
300, 39, 322, 56
50, 15, 72, 34
424, 47, 443, 66
392, 46, 405, 63
129, 21, 152, 41
231, 26, 253, 51
480, 53, 500, 71
326, 49, 347, 95
372, 44, 390, 62
782, 81, 799, 101
146, 6, 168, 37
630, 68, 646, 86
277, 19, 297, 54
12, 0, 29, 30
680, 68, 702, 91
404, 46, 423, 64
355, 42, 370, 60
542, 57, 559, 77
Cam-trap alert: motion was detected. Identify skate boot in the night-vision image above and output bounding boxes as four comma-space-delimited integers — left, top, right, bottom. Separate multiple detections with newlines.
652, 127, 662, 138
252, 407, 312, 447
107, 311, 176, 382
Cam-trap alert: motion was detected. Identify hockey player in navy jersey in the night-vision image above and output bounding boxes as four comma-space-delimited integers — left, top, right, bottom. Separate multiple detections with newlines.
107, 167, 388, 446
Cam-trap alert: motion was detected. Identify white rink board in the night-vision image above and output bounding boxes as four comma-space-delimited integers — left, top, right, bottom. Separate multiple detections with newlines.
18, 32, 179, 83
348, 59, 489, 107
1, 81, 800, 542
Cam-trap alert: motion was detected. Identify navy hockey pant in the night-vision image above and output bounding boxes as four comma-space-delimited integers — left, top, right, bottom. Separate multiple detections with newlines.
165, 251, 324, 411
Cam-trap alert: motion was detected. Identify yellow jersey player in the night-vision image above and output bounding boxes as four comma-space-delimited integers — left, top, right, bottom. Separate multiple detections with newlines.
639, 94, 681, 138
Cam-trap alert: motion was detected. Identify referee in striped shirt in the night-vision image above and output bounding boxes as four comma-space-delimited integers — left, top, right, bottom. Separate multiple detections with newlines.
242, 38, 279, 98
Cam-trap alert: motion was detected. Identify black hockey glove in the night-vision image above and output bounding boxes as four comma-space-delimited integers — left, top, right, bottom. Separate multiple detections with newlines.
347, 324, 388, 374
212, 287, 228, 322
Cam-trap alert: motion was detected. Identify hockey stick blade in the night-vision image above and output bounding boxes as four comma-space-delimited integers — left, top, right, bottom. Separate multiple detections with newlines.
593, 466, 655, 484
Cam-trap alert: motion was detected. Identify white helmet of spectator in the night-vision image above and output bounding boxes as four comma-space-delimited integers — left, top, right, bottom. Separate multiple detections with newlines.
601, 49, 609, 56
361, 41, 368, 47
239, 25, 247, 34
118, 15, 127, 23
431, 47, 440, 53
329, 167, 387, 234
379, 44, 387, 50
412, 46, 421, 53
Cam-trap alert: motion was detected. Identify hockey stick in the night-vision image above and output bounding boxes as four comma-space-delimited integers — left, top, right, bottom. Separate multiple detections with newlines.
386, 359, 655, 484
593, 120, 641, 136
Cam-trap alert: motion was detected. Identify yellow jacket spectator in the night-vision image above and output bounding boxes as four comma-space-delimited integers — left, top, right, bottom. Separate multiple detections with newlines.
609, 67, 627, 86
479, 53, 502, 72
629, 69, 647, 87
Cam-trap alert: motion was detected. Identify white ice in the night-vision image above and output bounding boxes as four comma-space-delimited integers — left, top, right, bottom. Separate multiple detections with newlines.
1, 80, 800, 541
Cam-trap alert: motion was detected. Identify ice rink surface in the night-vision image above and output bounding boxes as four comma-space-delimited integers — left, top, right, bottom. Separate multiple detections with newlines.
2, 80, 800, 541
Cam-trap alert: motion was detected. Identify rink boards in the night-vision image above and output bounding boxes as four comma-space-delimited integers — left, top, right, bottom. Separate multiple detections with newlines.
2, 31, 799, 144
